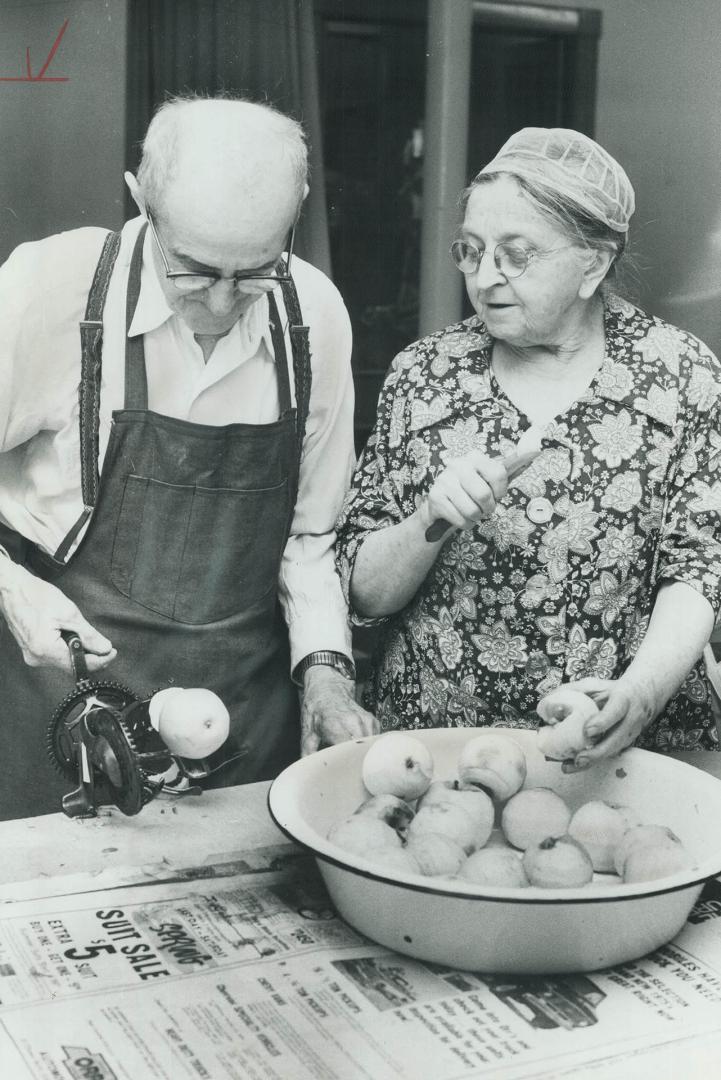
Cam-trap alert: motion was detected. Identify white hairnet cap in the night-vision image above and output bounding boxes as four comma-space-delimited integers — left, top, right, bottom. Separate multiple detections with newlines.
479, 127, 635, 233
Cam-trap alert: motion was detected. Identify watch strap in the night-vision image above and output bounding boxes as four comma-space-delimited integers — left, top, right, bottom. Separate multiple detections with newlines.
294, 650, 355, 684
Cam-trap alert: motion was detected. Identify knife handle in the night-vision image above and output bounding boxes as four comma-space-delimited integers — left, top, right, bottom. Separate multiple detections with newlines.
425, 518, 452, 543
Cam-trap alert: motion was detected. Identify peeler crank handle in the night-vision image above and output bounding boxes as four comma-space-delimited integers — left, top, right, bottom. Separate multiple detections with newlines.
61, 629, 90, 682
424, 446, 541, 543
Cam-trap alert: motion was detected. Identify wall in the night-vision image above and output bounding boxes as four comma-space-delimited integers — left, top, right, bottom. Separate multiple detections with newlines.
1, 1, 719, 357
557, 0, 721, 354
0, 0, 129, 263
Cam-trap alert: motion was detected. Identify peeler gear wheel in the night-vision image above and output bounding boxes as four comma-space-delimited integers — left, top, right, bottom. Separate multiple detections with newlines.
89, 711, 149, 817
47, 680, 140, 781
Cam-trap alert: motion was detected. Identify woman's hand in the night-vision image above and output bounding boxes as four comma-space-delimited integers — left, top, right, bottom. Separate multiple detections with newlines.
420, 450, 511, 535
560, 676, 657, 772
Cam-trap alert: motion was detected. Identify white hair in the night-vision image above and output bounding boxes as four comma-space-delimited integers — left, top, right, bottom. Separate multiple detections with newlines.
137, 94, 309, 213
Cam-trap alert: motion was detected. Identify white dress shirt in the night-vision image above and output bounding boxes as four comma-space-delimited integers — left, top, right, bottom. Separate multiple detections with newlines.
0, 216, 356, 669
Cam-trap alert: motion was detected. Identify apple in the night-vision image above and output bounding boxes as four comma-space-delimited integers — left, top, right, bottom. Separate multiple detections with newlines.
406, 833, 467, 877
361, 732, 434, 800
568, 800, 641, 873
148, 687, 230, 759
407, 802, 479, 855
354, 794, 415, 841
523, 835, 594, 888
458, 848, 529, 888
327, 815, 402, 857
369, 846, 423, 876
417, 781, 494, 842
536, 687, 600, 762
622, 841, 694, 883
614, 824, 688, 877
457, 733, 527, 801
537, 686, 600, 725
501, 787, 572, 850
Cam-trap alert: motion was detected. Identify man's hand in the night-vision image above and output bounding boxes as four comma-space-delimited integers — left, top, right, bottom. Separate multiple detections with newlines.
300, 665, 378, 756
0, 559, 116, 674
560, 676, 657, 773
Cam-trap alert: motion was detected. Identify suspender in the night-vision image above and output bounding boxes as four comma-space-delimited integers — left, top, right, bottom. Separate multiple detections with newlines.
55, 230, 313, 563
282, 267, 312, 488
54, 230, 122, 563
269, 258, 313, 506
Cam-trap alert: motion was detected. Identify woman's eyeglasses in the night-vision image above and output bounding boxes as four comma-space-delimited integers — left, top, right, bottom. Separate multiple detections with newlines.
450, 239, 570, 280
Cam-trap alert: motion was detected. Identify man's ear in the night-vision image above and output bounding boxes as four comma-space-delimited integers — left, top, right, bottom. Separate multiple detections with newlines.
124, 171, 146, 215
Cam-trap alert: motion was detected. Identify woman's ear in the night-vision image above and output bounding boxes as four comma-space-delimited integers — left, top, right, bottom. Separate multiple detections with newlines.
578, 244, 617, 300
124, 171, 146, 215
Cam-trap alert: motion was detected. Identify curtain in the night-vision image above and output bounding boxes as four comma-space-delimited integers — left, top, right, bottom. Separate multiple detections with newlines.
126, 0, 331, 276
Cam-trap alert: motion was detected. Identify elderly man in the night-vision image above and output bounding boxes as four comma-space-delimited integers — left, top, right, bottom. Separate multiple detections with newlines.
0, 95, 375, 819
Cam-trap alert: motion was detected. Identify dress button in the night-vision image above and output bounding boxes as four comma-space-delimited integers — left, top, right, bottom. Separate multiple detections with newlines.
526, 496, 554, 524
525, 653, 550, 678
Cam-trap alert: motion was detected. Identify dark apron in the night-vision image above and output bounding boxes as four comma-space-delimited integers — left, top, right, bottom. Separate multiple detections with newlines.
0, 227, 312, 819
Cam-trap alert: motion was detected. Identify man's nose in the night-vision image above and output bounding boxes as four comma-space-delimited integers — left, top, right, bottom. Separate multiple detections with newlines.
204, 278, 239, 315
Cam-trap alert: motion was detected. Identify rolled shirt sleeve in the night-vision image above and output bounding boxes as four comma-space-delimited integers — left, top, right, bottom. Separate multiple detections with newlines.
278, 266, 358, 671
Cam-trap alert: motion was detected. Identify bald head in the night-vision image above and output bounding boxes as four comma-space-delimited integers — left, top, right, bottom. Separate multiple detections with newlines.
129, 97, 309, 336
137, 96, 308, 230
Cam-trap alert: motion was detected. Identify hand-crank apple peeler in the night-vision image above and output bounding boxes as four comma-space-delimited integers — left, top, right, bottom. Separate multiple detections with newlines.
46, 631, 232, 819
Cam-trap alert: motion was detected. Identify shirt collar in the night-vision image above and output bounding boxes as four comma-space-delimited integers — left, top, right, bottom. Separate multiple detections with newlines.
127, 224, 276, 355
590, 295, 679, 431
467, 299, 679, 432
127, 225, 174, 337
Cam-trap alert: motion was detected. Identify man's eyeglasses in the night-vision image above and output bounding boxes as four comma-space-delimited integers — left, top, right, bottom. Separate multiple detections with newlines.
450, 239, 570, 280
147, 211, 295, 293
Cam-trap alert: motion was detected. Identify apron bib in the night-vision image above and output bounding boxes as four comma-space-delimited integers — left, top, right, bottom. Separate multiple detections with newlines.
0, 227, 312, 819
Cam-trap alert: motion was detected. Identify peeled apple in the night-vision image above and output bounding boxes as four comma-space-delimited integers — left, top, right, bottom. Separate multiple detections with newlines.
536, 686, 600, 761
149, 687, 230, 759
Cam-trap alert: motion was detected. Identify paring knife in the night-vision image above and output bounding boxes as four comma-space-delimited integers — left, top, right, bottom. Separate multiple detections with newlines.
424, 446, 541, 543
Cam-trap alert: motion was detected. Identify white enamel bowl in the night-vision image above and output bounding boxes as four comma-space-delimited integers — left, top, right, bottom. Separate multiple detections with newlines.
268, 728, 721, 974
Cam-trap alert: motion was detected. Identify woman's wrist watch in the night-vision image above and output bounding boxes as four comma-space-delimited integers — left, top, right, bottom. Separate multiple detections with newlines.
294, 650, 356, 685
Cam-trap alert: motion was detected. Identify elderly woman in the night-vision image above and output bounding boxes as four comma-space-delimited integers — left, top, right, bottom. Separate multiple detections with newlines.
336, 127, 721, 766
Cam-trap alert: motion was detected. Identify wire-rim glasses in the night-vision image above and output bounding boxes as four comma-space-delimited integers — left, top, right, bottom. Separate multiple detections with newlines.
450, 239, 570, 280
147, 211, 295, 293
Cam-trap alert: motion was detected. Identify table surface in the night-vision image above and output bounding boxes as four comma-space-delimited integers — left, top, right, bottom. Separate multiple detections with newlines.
0, 750, 719, 894
0, 781, 282, 897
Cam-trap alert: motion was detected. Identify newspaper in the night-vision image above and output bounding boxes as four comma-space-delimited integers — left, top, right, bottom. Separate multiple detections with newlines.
0, 848, 720, 1080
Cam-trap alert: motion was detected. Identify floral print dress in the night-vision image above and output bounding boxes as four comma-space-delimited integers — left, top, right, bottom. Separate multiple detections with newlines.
336, 295, 721, 751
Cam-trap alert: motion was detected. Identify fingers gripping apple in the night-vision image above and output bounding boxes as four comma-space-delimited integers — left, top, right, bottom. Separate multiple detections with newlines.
536, 687, 600, 761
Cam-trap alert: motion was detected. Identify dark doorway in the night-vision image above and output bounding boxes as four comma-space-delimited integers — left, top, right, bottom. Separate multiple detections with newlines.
317, 6, 427, 451
315, 0, 601, 452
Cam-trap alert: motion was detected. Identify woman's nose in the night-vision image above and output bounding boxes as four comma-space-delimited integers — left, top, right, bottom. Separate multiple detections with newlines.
470, 251, 506, 289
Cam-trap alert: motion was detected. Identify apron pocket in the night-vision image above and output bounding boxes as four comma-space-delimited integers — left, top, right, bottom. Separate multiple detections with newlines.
111, 474, 289, 624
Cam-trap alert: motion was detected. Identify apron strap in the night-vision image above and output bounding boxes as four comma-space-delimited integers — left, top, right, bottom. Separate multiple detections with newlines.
267, 291, 293, 414
54, 230, 122, 563
276, 265, 312, 504
124, 224, 150, 410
